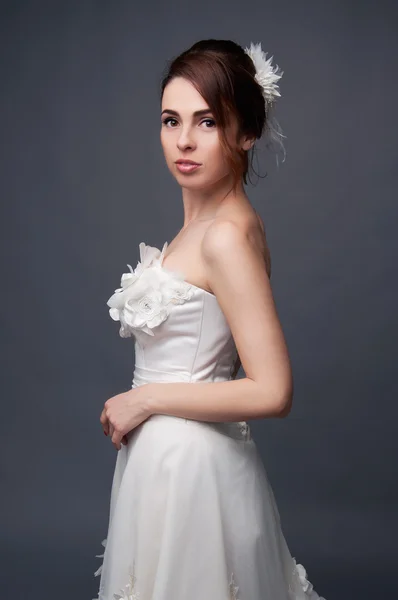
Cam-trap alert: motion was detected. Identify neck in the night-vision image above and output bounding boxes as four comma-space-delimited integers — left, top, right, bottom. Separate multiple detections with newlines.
180, 173, 248, 227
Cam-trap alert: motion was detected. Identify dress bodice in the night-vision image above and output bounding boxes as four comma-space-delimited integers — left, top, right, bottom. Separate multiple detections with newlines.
106, 241, 238, 387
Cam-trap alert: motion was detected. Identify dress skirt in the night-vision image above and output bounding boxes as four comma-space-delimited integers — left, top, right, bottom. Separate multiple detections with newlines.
93, 414, 326, 600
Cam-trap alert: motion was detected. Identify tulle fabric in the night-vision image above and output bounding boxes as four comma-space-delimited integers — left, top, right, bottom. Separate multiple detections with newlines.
93, 415, 325, 600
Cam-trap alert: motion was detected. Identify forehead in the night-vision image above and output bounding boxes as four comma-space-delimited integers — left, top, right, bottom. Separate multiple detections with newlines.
161, 77, 209, 113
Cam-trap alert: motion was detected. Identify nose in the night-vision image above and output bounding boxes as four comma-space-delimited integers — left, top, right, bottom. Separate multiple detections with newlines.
177, 126, 196, 152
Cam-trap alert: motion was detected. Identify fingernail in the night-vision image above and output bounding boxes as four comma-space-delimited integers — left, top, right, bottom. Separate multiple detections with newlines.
104, 431, 108, 436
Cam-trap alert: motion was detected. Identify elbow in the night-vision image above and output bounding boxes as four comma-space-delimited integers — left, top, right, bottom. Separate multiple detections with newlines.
257, 377, 294, 418
273, 384, 294, 418
276, 394, 293, 418
258, 391, 293, 419
276, 374, 294, 418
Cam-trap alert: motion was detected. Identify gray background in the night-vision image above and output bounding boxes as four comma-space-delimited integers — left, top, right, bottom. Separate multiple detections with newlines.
1, 1, 397, 598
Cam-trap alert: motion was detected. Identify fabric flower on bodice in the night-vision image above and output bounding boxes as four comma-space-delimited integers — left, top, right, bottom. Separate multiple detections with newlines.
107, 241, 194, 337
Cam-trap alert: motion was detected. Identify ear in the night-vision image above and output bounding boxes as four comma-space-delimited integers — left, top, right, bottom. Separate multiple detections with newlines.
240, 133, 256, 152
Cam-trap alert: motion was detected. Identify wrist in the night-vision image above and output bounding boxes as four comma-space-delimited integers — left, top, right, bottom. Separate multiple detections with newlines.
144, 383, 160, 416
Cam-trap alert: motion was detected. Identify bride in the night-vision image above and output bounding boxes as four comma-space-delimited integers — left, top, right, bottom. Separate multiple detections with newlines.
94, 39, 326, 600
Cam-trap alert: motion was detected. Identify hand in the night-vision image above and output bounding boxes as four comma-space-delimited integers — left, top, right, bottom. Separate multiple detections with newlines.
100, 384, 153, 450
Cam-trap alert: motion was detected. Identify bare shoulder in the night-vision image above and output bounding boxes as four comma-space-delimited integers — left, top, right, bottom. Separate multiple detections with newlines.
201, 218, 245, 258
202, 213, 271, 278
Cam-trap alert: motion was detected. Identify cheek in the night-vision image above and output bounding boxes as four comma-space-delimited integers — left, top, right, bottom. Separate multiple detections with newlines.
203, 134, 222, 158
160, 130, 167, 150
205, 138, 228, 172
160, 132, 173, 163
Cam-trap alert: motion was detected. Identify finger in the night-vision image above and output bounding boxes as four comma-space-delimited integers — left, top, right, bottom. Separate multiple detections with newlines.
112, 429, 123, 451
100, 408, 109, 435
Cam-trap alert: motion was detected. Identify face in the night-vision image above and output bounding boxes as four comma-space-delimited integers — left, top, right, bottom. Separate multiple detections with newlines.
160, 77, 252, 190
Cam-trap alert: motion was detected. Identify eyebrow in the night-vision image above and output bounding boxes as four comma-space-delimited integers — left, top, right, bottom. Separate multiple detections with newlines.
161, 108, 213, 118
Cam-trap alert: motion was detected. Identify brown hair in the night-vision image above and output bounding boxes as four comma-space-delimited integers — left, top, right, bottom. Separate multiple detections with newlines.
160, 39, 284, 191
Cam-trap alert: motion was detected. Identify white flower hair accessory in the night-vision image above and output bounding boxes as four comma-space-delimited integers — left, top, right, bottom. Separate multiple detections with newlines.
244, 41, 286, 164
244, 42, 283, 105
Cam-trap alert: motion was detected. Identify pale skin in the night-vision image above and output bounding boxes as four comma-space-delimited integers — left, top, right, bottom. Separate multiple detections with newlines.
100, 76, 293, 450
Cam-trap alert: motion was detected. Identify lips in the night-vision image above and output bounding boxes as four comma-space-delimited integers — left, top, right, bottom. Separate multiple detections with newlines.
175, 161, 202, 174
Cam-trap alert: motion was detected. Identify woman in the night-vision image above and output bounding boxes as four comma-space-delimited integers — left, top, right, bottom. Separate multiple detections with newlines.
94, 39, 326, 600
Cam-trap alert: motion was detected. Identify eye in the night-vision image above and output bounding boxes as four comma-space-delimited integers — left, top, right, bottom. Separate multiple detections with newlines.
161, 117, 216, 128
162, 117, 178, 127
201, 118, 216, 128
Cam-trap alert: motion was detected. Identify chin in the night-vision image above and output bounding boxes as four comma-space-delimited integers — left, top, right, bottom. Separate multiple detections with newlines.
173, 170, 204, 184
174, 170, 223, 189
178, 178, 215, 192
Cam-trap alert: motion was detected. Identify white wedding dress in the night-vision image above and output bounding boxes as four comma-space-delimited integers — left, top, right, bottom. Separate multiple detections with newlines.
92, 241, 326, 600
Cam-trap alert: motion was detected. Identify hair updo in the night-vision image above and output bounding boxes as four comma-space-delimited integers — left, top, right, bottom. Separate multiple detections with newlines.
160, 39, 285, 190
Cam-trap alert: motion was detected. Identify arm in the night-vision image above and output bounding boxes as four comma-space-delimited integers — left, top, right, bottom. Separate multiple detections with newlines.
147, 219, 293, 421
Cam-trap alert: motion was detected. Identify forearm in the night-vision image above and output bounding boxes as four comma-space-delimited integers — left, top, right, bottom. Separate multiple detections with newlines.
146, 377, 291, 422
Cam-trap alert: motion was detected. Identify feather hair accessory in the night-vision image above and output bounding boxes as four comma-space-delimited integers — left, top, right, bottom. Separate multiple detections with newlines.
244, 41, 286, 163
244, 42, 283, 105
